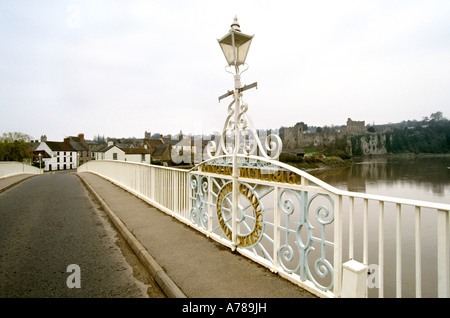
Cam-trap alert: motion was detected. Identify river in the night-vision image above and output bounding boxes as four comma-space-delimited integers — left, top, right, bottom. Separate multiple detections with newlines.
309, 154, 450, 297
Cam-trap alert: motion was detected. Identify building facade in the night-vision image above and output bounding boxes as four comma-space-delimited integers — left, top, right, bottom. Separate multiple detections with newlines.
35, 140, 78, 171
93, 143, 151, 164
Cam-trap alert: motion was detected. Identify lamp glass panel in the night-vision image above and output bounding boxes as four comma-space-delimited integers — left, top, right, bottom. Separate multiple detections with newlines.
218, 31, 253, 66
219, 41, 235, 65
236, 39, 252, 65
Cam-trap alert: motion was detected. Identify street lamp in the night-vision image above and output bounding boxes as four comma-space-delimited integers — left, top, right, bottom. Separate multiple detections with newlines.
218, 16, 254, 69
212, 17, 282, 249
38, 153, 42, 174
217, 16, 255, 249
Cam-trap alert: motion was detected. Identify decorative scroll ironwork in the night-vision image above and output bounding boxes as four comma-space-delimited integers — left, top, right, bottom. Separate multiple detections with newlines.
189, 156, 336, 292
189, 174, 209, 230
205, 96, 283, 160
277, 189, 335, 292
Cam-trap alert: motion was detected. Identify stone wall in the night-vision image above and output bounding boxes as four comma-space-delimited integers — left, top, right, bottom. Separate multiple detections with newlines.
348, 133, 390, 156
282, 125, 390, 156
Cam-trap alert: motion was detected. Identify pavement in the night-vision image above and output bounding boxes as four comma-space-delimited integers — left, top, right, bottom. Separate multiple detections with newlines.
0, 174, 39, 194
1, 172, 316, 298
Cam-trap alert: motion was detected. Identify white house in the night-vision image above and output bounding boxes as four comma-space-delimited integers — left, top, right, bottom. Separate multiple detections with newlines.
35, 141, 78, 172
170, 134, 204, 165
93, 144, 151, 164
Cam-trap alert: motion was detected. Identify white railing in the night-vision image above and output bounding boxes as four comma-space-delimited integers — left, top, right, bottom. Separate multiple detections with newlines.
0, 161, 42, 178
334, 188, 449, 298
77, 158, 450, 298
77, 160, 191, 221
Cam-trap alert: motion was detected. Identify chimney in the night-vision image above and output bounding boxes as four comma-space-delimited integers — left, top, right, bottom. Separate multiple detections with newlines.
78, 133, 85, 142
40, 135, 47, 142
107, 140, 114, 146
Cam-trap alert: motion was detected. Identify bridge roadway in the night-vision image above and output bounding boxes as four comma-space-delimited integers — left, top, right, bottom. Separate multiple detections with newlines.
0, 172, 164, 298
0, 172, 315, 298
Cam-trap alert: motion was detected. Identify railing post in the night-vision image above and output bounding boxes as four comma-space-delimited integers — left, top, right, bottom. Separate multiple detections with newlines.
363, 198, 369, 265
437, 209, 449, 298
349, 197, 354, 260
415, 206, 421, 298
334, 194, 343, 297
341, 260, 367, 298
396, 203, 402, 298
273, 186, 280, 268
151, 167, 155, 201
378, 201, 385, 298
207, 175, 212, 233
188, 172, 192, 223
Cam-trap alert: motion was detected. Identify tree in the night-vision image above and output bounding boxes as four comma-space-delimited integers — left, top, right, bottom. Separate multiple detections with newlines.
1, 132, 32, 143
0, 132, 33, 161
93, 134, 106, 144
294, 122, 308, 132
430, 111, 443, 122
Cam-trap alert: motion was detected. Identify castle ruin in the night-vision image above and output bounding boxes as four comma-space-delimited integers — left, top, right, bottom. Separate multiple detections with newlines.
280, 118, 387, 155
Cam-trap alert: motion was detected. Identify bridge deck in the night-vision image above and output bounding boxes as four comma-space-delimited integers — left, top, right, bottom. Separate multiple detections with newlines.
77, 172, 314, 298
0, 174, 37, 194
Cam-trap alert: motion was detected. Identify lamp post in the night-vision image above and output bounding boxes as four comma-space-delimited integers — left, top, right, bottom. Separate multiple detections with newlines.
38, 153, 42, 174
217, 16, 254, 249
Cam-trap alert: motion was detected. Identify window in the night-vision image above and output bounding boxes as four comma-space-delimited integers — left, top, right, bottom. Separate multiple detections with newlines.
113, 153, 117, 160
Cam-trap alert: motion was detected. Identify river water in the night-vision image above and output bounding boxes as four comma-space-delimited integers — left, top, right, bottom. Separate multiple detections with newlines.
309, 155, 450, 298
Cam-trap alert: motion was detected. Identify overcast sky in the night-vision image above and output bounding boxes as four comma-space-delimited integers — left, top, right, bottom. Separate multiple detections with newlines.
1, 0, 449, 141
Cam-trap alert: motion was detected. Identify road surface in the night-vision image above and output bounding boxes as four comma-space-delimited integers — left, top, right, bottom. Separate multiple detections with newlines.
0, 172, 165, 298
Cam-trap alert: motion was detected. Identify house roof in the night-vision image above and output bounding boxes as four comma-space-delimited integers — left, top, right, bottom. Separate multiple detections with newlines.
122, 147, 150, 154
69, 141, 88, 151
93, 145, 116, 153
33, 150, 51, 158
45, 141, 76, 152
93, 145, 150, 154
151, 144, 170, 157
142, 139, 164, 149
171, 138, 191, 147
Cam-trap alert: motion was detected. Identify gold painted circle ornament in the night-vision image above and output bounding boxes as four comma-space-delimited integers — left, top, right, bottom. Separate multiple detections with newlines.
216, 182, 264, 247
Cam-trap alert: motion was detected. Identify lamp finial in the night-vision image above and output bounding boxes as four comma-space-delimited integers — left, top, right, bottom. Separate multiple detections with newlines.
231, 15, 240, 31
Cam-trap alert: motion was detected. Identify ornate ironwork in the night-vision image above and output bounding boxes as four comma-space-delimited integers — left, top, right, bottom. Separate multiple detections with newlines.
278, 189, 335, 291
189, 174, 209, 230
189, 156, 336, 292
205, 96, 283, 161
